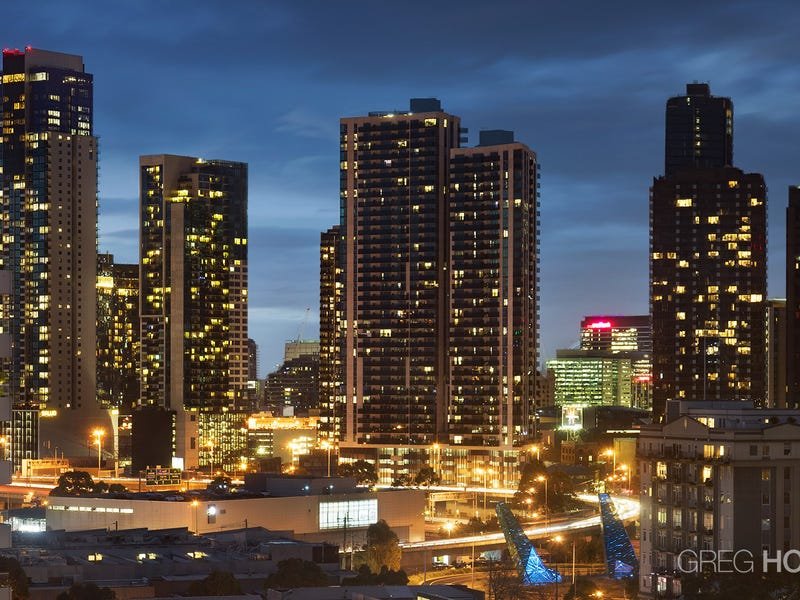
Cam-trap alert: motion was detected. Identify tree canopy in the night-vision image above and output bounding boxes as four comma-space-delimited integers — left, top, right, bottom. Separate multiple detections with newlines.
264, 558, 329, 588
344, 564, 408, 585
56, 583, 114, 600
49, 472, 128, 497
0, 556, 29, 600
186, 570, 242, 596
338, 460, 377, 486
414, 466, 440, 487
365, 519, 402, 573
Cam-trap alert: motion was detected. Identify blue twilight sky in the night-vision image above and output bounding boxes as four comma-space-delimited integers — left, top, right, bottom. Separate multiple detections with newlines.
3, 1, 800, 374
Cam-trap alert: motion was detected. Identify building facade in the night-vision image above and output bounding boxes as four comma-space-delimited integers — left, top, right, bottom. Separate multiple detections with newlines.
329, 101, 539, 486
766, 299, 787, 408
638, 402, 800, 597
786, 187, 800, 409
580, 315, 651, 354
651, 84, 767, 417
138, 155, 248, 469
664, 82, 733, 177
339, 99, 461, 449
1, 48, 105, 459
264, 352, 319, 416
97, 253, 139, 412
448, 131, 539, 448
319, 226, 342, 443
547, 350, 634, 408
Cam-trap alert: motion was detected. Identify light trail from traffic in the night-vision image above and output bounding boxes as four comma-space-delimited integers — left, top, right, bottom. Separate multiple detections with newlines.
401, 493, 639, 550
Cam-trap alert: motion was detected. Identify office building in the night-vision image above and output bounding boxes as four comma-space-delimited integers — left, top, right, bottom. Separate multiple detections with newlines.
330, 103, 538, 486
651, 84, 767, 417
664, 82, 733, 177
580, 315, 651, 354
581, 315, 652, 408
319, 226, 342, 443
245, 413, 319, 468
786, 187, 800, 408
766, 299, 787, 408
138, 155, 248, 469
1, 47, 108, 459
96, 253, 139, 412
638, 401, 800, 597
547, 350, 634, 408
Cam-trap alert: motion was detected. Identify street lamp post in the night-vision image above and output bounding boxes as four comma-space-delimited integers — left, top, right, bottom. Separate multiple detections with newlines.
321, 440, 332, 477
92, 429, 105, 475
537, 474, 548, 528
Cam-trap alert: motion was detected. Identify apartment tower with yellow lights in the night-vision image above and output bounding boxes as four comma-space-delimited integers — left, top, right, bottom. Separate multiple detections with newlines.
329, 101, 540, 486
138, 155, 248, 471
650, 84, 767, 416
0, 47, 105, 463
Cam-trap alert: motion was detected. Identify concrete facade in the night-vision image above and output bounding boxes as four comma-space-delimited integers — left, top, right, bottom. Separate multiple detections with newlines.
638, 401, 800, 597
46, 489, 424, 545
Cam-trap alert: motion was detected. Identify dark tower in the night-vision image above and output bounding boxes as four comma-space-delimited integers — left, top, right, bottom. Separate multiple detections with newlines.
651, 84, 767, 417
665, 83, 733, 176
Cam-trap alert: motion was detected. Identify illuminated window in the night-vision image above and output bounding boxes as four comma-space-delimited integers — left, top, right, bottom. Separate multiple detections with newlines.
319, 499, 378, 530
675, 198, 693, 207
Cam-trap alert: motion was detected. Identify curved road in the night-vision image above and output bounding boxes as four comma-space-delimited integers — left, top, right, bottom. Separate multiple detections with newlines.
402, 493, 639, 551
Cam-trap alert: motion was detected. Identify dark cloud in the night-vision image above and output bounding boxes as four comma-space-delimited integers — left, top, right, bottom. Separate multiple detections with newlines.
4, 0, 799, 368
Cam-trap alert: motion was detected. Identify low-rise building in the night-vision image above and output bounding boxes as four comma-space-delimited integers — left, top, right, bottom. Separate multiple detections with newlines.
46, 477, 424, 547
638, 401, 800, 598
8, 526, 339, 600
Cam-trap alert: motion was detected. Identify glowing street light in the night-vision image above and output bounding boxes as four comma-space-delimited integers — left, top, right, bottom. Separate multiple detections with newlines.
320, 440, 333, 477
604, 448, 616, 473
91, 428, 105, 474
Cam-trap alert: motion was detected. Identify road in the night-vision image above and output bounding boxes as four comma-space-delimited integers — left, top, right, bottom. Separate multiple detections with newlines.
402, 493, 639, 551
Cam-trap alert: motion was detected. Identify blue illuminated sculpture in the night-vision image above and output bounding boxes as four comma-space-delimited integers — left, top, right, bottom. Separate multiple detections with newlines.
495, 502, 562, 585
598, 493, 638, 579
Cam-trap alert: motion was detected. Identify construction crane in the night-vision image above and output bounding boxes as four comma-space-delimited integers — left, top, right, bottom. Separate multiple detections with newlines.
295, 307, 311, 341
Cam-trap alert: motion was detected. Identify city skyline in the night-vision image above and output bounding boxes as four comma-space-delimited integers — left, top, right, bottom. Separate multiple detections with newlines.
4, 1, 800, 371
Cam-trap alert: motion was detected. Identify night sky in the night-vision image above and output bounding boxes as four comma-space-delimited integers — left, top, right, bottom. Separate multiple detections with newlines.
4, 1, 800, 374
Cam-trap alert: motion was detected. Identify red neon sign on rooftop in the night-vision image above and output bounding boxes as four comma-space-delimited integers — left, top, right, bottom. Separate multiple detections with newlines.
2, 48, 25, 56
587, 321, 613, 329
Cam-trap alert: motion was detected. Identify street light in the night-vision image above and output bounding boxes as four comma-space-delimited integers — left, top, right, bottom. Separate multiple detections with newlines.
552, 534, 576, 588
537, 474, 548, 527
320, 440, 333, 477
529, 444, 541, 461
474, 467, 494, 515
92, 428, 105, 474
604, 448, 616, 473
620, 463, 631, 490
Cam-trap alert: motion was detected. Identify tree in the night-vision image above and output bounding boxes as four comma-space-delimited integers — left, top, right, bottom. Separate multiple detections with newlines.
187, 570, 242, 596
343, 564, 408, 585
264, 558, 329, 588
0, 556, 29, 600
207, 475, 233, 494
564, 577, 599, 600
414, 466, 440, 487
364, 519, 402, 573
50, 471, 96, 496
56, 583, 114, 600
391, 473, 413, 487
338, 460, 377, 486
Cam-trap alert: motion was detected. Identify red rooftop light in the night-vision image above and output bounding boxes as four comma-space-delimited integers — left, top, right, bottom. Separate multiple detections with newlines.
587, 321, 613, 329
2, 48, 25, 56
